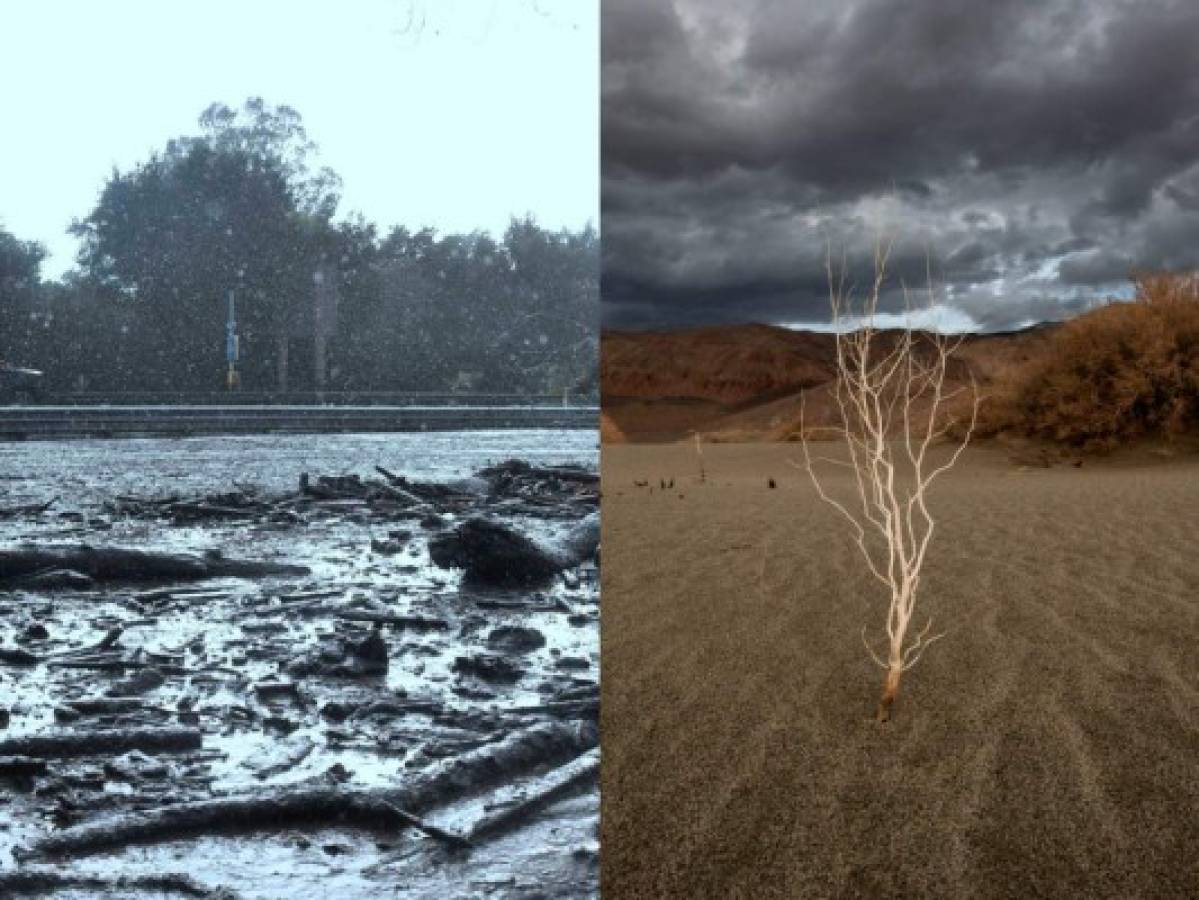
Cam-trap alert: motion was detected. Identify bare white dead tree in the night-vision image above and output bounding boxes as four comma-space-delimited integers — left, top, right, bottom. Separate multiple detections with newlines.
798, 246, 980, 722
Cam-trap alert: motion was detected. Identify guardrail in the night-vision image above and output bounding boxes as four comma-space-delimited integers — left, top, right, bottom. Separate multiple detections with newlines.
37, 392, 598, 407
0, 405, 598, 439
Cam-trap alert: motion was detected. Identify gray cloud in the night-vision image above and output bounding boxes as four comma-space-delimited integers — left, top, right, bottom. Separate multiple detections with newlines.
603, 0, 1199, 330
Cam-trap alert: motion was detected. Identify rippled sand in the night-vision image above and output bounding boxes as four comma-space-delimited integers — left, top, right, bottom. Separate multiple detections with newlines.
601, 442, 1199, 898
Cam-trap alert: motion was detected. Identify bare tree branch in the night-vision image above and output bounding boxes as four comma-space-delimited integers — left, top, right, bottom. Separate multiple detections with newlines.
799, 247, 979, 722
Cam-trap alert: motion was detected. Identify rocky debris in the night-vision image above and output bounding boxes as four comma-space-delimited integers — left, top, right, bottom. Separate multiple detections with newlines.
319, 701, 355, 722
562, 512, 601, 563
479, 459, 599, 502
429, 518, 589, 586
0, 455, 599, 893
370, 536, 408, 555
487, 626, 547, 655
453, 654, 524, 684
105, 667, 166, 697
349, 626, 389, 675
18, 624, 50, 643
286, 627, 389, 679
104, 750, 171, 783
249, 735, 317, 781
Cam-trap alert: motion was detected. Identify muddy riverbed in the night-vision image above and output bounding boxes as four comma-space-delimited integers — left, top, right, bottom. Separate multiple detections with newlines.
0, 430, 599, 899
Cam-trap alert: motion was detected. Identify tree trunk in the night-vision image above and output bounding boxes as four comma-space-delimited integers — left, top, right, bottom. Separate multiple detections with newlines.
876, 665, 902, 723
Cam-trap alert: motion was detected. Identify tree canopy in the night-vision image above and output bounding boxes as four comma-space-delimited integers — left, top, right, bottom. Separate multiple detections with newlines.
2, 98, 596, 397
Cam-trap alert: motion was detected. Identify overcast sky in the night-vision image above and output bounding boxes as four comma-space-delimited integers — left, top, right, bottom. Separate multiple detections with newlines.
602, 0, 1199, 332
1, 0, 597, 279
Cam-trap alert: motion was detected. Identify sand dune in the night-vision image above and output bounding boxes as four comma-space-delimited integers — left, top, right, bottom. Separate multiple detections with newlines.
601, 442, 1199, 898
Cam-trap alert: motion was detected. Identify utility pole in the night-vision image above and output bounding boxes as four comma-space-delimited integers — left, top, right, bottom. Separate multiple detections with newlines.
225, 290, 240, 390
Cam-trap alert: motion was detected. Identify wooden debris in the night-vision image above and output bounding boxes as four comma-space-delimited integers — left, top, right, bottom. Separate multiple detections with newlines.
0, 726, 202, 759
20, 721, 595, 858
465, 747, 600, 842
0, 545, 310, 585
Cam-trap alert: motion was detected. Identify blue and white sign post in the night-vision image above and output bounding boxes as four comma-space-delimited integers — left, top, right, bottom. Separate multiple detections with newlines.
225, 290, 240, 390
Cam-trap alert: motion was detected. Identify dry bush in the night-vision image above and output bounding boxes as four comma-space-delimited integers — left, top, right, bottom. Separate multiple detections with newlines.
997, 272, 1199, 450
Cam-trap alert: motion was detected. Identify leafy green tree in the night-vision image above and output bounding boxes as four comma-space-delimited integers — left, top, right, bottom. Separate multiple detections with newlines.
71, 98, 340, 390
0, 226, 46, 361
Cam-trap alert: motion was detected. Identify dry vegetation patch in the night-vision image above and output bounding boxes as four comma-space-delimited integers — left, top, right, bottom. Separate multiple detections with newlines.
979, 272, 1199, 450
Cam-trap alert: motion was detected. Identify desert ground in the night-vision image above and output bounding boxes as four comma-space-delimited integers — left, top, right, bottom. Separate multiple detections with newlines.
601, 440, 1199, 898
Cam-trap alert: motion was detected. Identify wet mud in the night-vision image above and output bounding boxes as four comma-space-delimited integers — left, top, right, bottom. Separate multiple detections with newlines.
0, 431, 599, 899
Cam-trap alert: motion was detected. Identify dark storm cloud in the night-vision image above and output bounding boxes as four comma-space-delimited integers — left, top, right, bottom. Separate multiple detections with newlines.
602, 0, 1199, 330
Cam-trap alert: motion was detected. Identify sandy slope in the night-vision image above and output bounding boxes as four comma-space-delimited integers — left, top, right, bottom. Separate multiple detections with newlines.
601, 442, 1199, 898
601, 323, 1058, 442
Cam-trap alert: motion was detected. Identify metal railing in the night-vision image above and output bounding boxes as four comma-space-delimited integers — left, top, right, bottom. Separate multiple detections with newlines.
33, 390, 598, 408
0, 404, 598, 439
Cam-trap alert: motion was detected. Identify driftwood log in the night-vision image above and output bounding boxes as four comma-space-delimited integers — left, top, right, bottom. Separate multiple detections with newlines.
0, 727, 202, 759
21, 720, 596, 859
0, 869, 237, 899
0, 545, 309, 585
465, 747, 600, 842
479, 459, 599, 486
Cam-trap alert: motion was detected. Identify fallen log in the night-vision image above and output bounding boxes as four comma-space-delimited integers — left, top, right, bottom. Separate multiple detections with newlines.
0, 646, 39, 666
0, 756, 48, 777
333, 610, 449, 631
252, 735, 316, 780
0, 497, 57, 519
6, 568, 96, 590
465, 747, 600, 842
480, 459, 599, 485
375, 466, 461, 504
63, 697, 145, 716
375, 799, 472, 851
22, 720, 596, 859
47, 625, 125, 659
0, 545, 310, 584
46, 654, 145, 671
508, 698, 599, 719
0, 726, 202, 759
0, 869, 236, 899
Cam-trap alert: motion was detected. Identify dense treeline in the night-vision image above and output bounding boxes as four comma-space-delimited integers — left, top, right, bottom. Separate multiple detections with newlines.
0, 99, 597, 397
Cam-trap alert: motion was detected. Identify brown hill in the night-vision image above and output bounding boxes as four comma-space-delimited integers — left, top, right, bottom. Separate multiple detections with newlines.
601, 323, 839, 404
602, 322, 1060, 442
